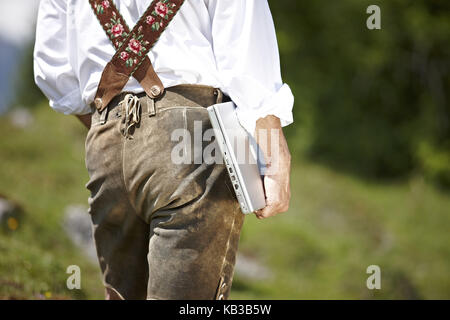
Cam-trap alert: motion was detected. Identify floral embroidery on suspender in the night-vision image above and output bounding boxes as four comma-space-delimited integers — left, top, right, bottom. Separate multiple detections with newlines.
92, 1, 129, 49
94, 0, 110, 15
122, 26, 149, 67
91, 0, 180, 70
148, 0, 177, 31
120, 0, 178, 69
105, 12, 128, 41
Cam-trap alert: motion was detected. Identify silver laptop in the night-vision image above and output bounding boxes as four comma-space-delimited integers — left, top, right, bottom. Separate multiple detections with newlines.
207, 102, 266, 214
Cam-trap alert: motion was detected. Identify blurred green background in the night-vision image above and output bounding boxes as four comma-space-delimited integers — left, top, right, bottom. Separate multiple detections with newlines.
0, 0, 449, 299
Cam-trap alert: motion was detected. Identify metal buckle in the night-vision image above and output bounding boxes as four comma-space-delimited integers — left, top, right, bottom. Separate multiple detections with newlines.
150, 85, 162, 98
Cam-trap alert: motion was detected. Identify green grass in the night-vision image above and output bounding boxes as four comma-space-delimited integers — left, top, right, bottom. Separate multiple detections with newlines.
232, 163, 450, 299
0, 103, 449, 299
0, 104, 103, 299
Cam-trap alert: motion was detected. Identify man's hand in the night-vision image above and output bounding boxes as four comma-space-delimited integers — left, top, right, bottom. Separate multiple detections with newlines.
254, 115, 291, 219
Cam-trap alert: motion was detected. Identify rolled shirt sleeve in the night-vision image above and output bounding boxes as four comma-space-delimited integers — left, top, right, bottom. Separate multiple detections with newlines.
33, 0, 90, 115
208, 0, 294, 135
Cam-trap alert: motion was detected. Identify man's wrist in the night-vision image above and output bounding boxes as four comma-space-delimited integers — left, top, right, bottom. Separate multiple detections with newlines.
254, 115, 291, 175
255, 115, 282, 133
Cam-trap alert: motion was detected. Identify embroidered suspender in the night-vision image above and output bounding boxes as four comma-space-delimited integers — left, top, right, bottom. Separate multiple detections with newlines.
89, 0, 185, 112
88, 0, 159, 97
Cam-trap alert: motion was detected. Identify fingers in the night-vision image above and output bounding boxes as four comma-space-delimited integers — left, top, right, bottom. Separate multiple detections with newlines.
255, 161, 291, 219
255, 201, 289, 219
254, 182, 291, 219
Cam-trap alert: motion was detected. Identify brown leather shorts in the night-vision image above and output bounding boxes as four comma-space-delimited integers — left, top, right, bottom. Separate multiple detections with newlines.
85, 84, 244, 299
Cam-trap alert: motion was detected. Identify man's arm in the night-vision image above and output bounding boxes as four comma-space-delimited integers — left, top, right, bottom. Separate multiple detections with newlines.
76, 114, 92, 129
34, 0, 89, 117
207, 0, 294, 218
254, 115, 291, 219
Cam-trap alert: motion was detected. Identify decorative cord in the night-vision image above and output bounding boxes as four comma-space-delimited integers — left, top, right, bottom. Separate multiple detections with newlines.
120, 94, 142, 139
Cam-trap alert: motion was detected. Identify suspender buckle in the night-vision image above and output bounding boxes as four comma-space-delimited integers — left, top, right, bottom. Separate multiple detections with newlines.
150, 85, 162, 98
94, 98, 103, 110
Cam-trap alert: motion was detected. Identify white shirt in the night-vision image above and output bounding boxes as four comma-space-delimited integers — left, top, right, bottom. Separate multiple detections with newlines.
34, 0, 294, 135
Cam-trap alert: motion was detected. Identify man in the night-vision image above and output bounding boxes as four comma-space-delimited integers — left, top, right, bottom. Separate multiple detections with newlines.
34, 0, 293, 300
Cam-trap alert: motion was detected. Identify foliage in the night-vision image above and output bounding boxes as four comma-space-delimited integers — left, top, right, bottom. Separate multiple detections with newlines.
269, 0, 450, 187
13, 41, 44, 110
0, 105, 103, 299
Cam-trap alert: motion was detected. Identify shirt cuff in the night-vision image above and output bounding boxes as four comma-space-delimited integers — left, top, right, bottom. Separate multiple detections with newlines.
234, 83, 294, 136
49, 88, 92, 115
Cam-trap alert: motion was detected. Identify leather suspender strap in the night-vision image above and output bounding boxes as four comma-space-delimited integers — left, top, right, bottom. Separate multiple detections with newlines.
88, 0, 159, 99
89, 0, 185, 112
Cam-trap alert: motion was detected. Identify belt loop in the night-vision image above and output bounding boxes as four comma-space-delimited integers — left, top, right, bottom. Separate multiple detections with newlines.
99, 105, 109, 125
148, 96, 156, 117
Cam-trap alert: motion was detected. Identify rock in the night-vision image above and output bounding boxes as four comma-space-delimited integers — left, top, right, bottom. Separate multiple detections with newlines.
8, 107, 34, 129
235, 253, 272, 281
62, 205, 97, 262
